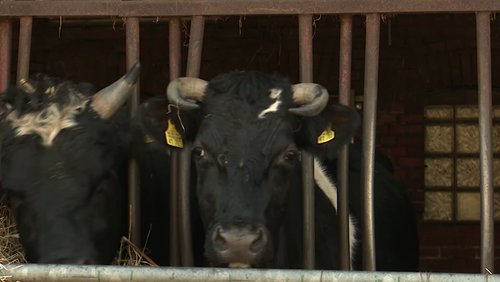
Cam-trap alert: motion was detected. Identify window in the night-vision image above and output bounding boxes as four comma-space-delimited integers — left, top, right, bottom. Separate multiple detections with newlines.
423, 105, 500, 221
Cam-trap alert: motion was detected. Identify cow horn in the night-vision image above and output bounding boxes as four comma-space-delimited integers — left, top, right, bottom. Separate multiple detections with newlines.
288, 83, 329, 117
166, 77, 207, 110
91, 63, 140, 119
18, 78, 36, 94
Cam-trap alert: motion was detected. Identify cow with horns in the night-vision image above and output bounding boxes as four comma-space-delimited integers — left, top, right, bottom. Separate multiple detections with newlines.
0, 64, 140, 264
135, 70, 419, 270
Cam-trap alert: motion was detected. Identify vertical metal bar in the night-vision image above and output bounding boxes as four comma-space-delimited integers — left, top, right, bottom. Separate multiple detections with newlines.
337, 14, 353, 271
298, 14, 315, 270
186, 16, 204, 77
361, 13, 380, 271
178, 15, 205, 267
298, 15, 313, 83
16, 17, 32, 84
169, 17, 182, 267
0, 19, 12, 93
476, 11, 494, 274
125, 17, 141, 246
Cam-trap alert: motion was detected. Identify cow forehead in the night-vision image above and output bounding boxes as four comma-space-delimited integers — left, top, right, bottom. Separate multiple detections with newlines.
196, 113, 294, 159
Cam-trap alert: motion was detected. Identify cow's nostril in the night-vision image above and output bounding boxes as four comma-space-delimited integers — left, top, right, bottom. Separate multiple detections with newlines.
212, 226, 228, 251
250, 227, 267, 253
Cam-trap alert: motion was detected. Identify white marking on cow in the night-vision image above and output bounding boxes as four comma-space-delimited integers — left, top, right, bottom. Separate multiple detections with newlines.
258, 88, 282, 119
313, 158, 358, 269
7, 95, 89, 146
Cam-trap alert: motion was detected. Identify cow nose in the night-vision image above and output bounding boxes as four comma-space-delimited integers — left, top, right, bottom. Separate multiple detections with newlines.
211, 224, 268, 264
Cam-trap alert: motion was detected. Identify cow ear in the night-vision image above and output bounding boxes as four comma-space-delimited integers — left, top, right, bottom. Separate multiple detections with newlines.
131, 95, 198, 152
295, 104, 360, 159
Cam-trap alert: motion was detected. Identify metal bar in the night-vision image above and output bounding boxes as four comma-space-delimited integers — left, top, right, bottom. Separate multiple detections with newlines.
298, 15, 313, 83
2, 0, 500, 16
126, 17, 141, 246
16, 16, 32, 84
178, 143, 193, 267
176, 15, 205, 267
337, 14, 353, 271
298, 14, 314, 270
476, 11, 494, 274
186, 16, 205, 78
0, 19, 12, 93
3, 264, 500, 282
168, 17, 182, 267
361, 13, 380, 271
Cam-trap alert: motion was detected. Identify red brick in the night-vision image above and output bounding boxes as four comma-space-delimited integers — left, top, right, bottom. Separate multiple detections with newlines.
376, 125, 390, 135
451, 258, 481, 273
419, 258, 456, 273
388, 146, 407, 158
401, 114, 424, 124
407, 169, 424, 181
398, 135, 424, 146
419, 224, 481, 246
379, 136, 397, 146
420, 246, 440, 258
406, 147, 425, 157
378, 113, 398, 124
397, 157, 424, 168
394, 169, 407, 180
441, 246, 478, 259
390, 124, 424, 136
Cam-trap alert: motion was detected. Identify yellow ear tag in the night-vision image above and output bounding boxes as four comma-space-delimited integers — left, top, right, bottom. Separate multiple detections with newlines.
317, 125, 335, 144
165, 119, 184, 148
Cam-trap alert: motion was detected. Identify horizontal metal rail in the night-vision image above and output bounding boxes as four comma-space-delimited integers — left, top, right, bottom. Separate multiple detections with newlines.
1, 264, 499, 282
1, 0, 500, 16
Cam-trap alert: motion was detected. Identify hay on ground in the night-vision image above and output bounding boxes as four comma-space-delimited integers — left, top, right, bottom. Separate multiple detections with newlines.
0, 195, 156, 267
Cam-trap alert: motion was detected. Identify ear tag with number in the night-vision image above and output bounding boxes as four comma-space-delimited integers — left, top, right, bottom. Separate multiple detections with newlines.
317, 124, 335, 144
165, 119, 184, 148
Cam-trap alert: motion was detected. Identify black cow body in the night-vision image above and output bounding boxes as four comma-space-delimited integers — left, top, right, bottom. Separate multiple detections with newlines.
0, 65, 140, 264
135, 70, 418, 270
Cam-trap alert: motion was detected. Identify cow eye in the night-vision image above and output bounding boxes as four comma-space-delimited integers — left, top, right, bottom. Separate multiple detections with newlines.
283, 150, 300, 162
193, 147, 206, 158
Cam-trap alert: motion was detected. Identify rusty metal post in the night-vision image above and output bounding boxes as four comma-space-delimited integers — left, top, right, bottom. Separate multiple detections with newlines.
298, 14, 315, 270
169, 17, 182, 267
361, 13, 380, 271
125, 17, 141, 246
337, 14, 353, 271
476, 11, 494, 274
186, 16, 204, 77
16, 17, 32, 84
178, 15, 205, 267
0, 19, 12, 92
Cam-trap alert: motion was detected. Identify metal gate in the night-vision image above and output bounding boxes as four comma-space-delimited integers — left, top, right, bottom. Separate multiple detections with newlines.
0, 1, 499, 281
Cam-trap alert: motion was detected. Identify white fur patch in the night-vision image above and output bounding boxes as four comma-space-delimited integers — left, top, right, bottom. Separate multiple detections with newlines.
313, 158, 358, 269
258, 88, 282, 119
7, 96, 89, 146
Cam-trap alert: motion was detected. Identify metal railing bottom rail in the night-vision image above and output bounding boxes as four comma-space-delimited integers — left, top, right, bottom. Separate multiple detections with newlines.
1, 264, 499, 282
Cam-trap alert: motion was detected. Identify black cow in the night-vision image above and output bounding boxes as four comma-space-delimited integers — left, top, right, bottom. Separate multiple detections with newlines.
134, 70, 419, 270
0, 64, 140, 264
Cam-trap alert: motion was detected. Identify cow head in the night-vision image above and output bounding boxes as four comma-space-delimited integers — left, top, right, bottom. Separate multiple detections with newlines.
139, 70, 359, 267
0, 64, 140, 264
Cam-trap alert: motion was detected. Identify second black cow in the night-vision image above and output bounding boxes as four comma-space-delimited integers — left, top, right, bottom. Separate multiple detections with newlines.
0, 64, 140, 264
135, 70, 419, 270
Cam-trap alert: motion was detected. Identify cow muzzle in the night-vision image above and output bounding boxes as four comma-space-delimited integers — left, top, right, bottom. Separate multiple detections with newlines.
209, 223, 270, 268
